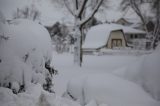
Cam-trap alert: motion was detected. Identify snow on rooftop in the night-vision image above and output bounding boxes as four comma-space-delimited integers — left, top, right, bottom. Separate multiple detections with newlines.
83, 23, 146, 49
117, 17, 141, 24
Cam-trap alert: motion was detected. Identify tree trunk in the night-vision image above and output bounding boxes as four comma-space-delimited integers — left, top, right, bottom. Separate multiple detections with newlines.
152, 0, 160, 49
74, 19, 82, 66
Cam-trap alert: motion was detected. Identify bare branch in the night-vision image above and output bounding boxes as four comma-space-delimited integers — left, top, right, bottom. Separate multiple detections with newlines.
80, 0, 104, 27
132, 5, 145, 24
75, 0, 79, 10
77, 0, 89, 18
63, 0, 75, 16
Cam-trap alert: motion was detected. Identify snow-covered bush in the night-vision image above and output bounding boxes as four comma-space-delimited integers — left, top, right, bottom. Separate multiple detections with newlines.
0, 84, 81, 106
0, 19, 55, 93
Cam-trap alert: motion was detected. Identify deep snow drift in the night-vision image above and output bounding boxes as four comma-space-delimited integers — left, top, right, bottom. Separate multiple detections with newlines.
114, 44, 160, 101
52, 50, 160, 106
52, 52, 139, 96
66, 73, 158, 106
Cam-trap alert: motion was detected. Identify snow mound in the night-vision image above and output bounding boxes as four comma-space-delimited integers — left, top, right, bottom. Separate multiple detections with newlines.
0, 87, 17, 106
85, 100, 97, 106
65, 73, 159, 106
113, 46, 160, 100
66, 75, 88, 105
0, 19, 53, 91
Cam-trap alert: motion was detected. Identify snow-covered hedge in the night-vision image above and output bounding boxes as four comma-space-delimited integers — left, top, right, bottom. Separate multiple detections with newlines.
0, 19, 54, 93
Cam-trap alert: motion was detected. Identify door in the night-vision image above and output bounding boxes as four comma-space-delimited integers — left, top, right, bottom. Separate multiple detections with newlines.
111, 39, 122, 48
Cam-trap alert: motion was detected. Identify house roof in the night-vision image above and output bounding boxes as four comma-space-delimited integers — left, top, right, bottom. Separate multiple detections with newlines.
116, 18, 133, 25
83, 23, 146, 49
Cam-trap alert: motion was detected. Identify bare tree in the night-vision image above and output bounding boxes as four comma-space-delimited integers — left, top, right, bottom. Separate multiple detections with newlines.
121, 0, 149, 31
121, 0, 160, 49
53, 0, 104, 66
151, 0, 160, 48
13, 4, 41, 21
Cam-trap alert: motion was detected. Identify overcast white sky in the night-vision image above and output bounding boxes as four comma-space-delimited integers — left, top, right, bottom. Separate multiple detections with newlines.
0, 0, 72, 25
0, 0, 139, 25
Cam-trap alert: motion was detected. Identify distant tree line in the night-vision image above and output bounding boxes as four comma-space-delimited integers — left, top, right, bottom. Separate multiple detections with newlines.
46, 17, 102, 53
46, 22, 73, 53
13, 4, 41, 21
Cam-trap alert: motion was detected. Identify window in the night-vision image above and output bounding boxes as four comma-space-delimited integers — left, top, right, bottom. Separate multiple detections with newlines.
135, 35, 138, 39
130, 34, 133, 39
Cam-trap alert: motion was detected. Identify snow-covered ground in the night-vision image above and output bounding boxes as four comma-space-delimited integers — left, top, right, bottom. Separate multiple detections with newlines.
0, 0, 159, 105
51, 49, 160, 106
1, 44, 160, 106
1, 19, 160, 106
52, 52, 138, 95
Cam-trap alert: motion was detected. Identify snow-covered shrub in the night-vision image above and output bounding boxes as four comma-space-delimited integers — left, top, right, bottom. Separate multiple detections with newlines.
0, 19, 55, 93
0, 85, 81, 106
0, 87, 17, 106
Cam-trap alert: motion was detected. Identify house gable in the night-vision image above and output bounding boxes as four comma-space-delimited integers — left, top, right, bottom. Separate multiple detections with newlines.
116, 18, 132, 26
106, 30, 127, 49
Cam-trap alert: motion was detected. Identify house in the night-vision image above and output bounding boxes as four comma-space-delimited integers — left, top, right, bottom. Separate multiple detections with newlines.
115, 18, 144, 30
115, 18, 133, 26
83, 23, 146, 53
